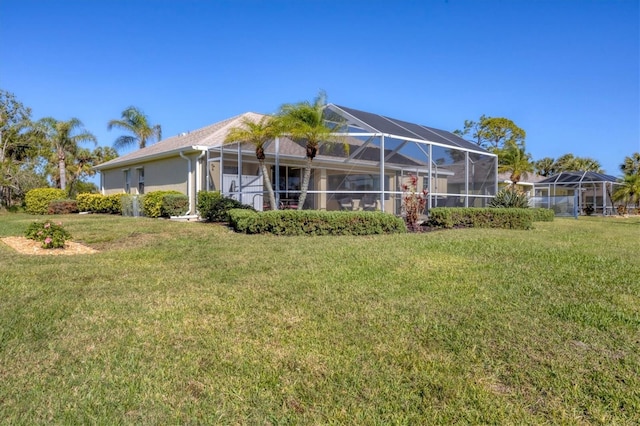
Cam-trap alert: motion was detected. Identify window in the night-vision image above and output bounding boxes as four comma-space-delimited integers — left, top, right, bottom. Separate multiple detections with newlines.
137, 168, 145, 194
328, 173, 390, 194
124, 170, 130, 193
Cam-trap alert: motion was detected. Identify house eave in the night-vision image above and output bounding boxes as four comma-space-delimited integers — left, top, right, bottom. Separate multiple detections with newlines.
94, 146, 206, 171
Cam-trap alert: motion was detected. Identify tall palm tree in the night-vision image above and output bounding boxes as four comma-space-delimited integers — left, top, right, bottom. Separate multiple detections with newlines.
498, 141, 534, 187
108, 106, 161, 150
224, 116, 281, 210
36, 117, 97, 191
277, 91, 344, 210
620, 152, 640, 176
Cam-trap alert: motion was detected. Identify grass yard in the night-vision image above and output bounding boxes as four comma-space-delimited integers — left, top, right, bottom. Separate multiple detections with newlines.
0, 213, 638, 424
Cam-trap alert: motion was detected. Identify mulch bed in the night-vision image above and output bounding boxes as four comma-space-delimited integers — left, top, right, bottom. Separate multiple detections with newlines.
1, 237, 98, 256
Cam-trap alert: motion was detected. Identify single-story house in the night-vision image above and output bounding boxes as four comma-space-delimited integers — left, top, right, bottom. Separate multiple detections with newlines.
95, 104, 498, 216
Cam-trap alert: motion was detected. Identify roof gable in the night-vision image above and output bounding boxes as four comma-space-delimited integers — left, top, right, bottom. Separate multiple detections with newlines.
96, 112, 266, 169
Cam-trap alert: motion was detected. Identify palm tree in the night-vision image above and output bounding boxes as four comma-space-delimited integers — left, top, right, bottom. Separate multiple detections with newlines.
613, 173, 640, 208
36, 117, 97, 191
66, 147, 94, 196
66, 146, 118, 197
107, 106, 161, 150
277, 91, 344, 210
552, 154, 602, 173
620, 152, 640, 176
534, 157, 556, 177
571, 157, 602, 173
224, 116, 281, 210
498, 141, 534, 187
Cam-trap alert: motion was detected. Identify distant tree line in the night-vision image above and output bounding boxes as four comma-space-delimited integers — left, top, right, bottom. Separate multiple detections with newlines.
455, 114, 638, 207
0, 89, 120, 207
0, 88, 167, 208
454, 115, 604, 184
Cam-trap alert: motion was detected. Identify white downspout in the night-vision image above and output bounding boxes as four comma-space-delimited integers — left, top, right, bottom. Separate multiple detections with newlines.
180, 151, 193, 215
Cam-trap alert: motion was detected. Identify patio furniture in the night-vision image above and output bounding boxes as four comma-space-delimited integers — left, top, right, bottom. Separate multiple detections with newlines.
361, 195, 377, 211
279, 198, 298, 209
338, 197, 354, 210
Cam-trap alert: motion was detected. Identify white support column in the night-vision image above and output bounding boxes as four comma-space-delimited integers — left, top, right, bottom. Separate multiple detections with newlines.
380, 134, 385, 212
275, 137, 280, 207
237, 143, 243, 203
428, 144, 432, 210
219, 146, 224, 196
465, 151, 469, 207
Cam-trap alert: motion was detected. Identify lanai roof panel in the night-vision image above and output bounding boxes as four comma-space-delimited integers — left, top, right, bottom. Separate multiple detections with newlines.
330, 104, 489, 153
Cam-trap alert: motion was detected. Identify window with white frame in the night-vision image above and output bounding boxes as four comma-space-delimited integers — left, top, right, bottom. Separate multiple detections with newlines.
124, 169, 131, 193
137, 168, 144, 194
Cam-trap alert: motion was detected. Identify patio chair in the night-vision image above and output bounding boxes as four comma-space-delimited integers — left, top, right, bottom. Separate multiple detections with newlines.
361, 195, 377, 211
338, 197, 354, 211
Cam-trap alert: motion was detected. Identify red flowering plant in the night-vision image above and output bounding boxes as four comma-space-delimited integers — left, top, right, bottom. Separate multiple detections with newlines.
24, 221, 71, 249
401, 174, 428, 231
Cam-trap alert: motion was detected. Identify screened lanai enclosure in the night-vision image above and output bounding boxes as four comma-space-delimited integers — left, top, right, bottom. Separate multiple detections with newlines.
206, 104, 498, 215
531, 171, 621, 216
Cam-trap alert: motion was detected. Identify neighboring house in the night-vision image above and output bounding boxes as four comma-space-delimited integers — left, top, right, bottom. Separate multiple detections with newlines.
497, 172, 547, 197
531, 171, 620, 215
95, 104, 498, 215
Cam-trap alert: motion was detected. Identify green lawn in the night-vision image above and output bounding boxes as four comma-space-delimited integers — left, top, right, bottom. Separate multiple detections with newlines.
0, 213, 638, 424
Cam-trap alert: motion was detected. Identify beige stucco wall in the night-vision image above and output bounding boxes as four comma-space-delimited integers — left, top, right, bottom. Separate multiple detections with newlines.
101, 156, 188, 195
100, 153, 209, 214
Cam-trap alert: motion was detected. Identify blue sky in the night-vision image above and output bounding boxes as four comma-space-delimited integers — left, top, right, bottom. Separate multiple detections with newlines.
1, 0, 638, 177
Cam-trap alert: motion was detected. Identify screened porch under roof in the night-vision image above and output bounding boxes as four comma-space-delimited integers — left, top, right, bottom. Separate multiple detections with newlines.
208, 104, 498, 213
532, 171, 621, 216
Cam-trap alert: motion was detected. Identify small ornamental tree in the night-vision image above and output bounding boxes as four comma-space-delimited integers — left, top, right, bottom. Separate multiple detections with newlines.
401, 174, 428, 231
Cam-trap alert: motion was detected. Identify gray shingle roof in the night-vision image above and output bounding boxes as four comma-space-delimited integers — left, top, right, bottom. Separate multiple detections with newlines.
96, 112, 267, 170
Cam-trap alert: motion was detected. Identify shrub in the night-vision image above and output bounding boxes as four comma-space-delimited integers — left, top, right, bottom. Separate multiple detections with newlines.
162, 193, 189, 217
102, 194, 124, 214
25, 221, 71, 249
227, 209, 407, 236
141, 191, 189, 218
489, 188, 530, 208
530, 208, 554, 222
25, 188, 66, 215
401, 174, 428, 232
76, 193, 96, 212
47, 199, 79, 215
425, 208, 533, 230
76, 193, 123, 214
197, 191, 255, 222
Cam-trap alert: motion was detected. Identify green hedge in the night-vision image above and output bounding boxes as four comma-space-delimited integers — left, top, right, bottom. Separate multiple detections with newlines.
76, 193, 124, 214
162, 193, 190, 217
48, 199, 79, 215
228, 209, 407, 236
25, 188, 66, 215
530, 208, 555, 222
141, 191, 189, 218
197, 191, 255, 222
425, 208, 534, 230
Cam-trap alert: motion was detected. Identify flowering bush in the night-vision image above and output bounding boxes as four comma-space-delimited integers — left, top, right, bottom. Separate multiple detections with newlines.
401, 174, 428, 231
24, 221, 72, 249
